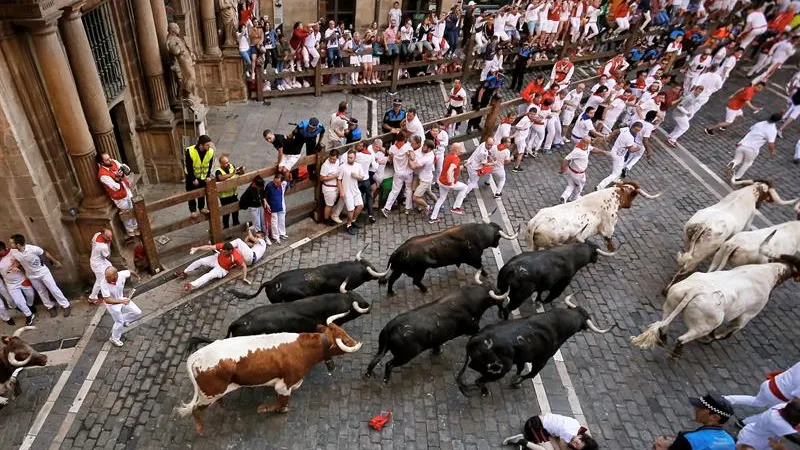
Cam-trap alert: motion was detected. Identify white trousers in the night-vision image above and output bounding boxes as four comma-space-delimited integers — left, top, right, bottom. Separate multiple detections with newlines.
89, 263, 111, 300
433, 151, 445, 182
491, 166, 507, 193
465, 168, 484, 197
431, 181, 468, 219
615, 17, 630, 32
528, 125, 546, 152
731, 146, 759, 179
668, 115, 692, 141
625, 150, 644, 171
514, 131, 531, 154
384, 172, 414, 212
270, 211, 287, 240
186, 255, 229, 288
748, 53, 771, 76
794, 139, 800, 160
106, 301, 142, 341
303, 46, 320, 67
582, 22, 599, 40
739, 28, 766, 50
561, 109, 576, 129
543, 117, 563, 150
597, 154, 626, 189
561, 171, 586, 201
0, 284, 33, 317
30, 271, 70, 309
725, 382, 784, 408
570, 18, 582, 42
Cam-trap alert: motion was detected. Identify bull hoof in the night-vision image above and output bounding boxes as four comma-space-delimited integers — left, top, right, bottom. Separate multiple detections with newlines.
417, 285, 428, 293
480, 269, 488, 277
480, 387, 490, 397
382, 377, 391, 384
431, 346, 443, 355
363, 371, 372, 379
387, 290, 396, 297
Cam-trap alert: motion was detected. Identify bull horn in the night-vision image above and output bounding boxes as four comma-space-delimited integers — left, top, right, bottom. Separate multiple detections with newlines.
596, 247, 617, 257
7, 352, 32, 367
760, 230, 779, 260
339, 279, 349, 294
12, 326, 35, 338
586, 319, 612, 334
474, 269, 483, 285
489, 288, 510, 301
366, 266, 390, 278
326, 312, 349, 325
769, 188, 799, 206
635, 188, 661, 199
335, 337, 363, 353
564, 294, 578, 308
731, 178, 754, 186
499, 229, 518, 240
482, 215, 490, 224
355, 245, 369, 261
352, 301, 370, 314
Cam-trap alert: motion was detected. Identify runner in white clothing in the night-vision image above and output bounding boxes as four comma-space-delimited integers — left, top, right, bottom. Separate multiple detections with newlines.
624, 111, 656, 176
410, 139, 437, 214
382, 131, 415, 217
512, 110, 535, 171
560, 84, 585, 141
725, 114, 780, 181
488, 138, 512, 197
0, 242, 35, 326
9, 234, 71, 317
229, 227, 269, 266
339, 150, 366, 234
725, 361, 800, 409
666, 85, 705, 146
596, 123, 642, 190
736, 401, 800, 450
100, 266, 142, 347
738, 6, 768, 50
502, 413, 598, 450
465, 138, 493, 197
88, 228, 113, 304
692, 65, 724, 111
559, 136, 609, 203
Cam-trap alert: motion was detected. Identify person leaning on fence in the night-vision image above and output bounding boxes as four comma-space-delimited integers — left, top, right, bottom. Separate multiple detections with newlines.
467, 69, 504, 133
291, 117, 326, 178
265, 174, 288, 244
264, 129, 300, 181
96, 151, 139, 237
180, 241, 250, 291
383, 98, 407, 143
214, 154, 245, 230
320, 149, 341, 225
238, 175, 271, 243
345, 118, 362, 144
184, 135, 215, 219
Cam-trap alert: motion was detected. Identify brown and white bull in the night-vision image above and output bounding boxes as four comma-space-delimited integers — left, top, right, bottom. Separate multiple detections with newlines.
176, 314, 363, 435
667, 180, 796, 290
632, 254, 800, 359
1, 326, 47, 408
525, 181, 661, 251
708, 222, 800, 271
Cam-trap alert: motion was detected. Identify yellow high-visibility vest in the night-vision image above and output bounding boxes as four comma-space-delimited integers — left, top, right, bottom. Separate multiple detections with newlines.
215, 164, 238, 198
184, 145, 214, 179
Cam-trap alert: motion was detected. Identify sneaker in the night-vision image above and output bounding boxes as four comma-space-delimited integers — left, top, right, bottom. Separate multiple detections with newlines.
512, 166, 523, 172
346, 225, 357, 235
368, 215, 376, 224
667, 139, 678, 148
704, 127, 714, 135
281, 234, 288, 240
109, 338, 123, 347
563, 137, 571, 143
48, 308, 57, 318
502, 434, 526, 446
200, 208, 210, 215
428, 218, 440, 224
450, 207, 465, 215
63, 307, 71, 318
4, 318, 15, 326
404, 209, 410, 215
264, 238, 272, 246
494, 192, 502, 198
724, 162, 734, 180
621, 168, 628, 178
381, 209, 390, 218
302, 81, 310, 88
331, 216, 343, 224
777, 130, 783, 138
25, 314, 35, 326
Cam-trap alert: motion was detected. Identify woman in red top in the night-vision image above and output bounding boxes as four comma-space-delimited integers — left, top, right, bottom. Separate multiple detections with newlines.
290, 22, 309, 70
430, 143, 469, 222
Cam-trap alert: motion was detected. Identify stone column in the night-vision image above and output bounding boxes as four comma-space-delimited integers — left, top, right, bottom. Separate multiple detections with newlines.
132, 0, 173, 122
199, 0, 222, 57
60, 4, 121, 162
29, 19, 109, 212
150, 0, 169, 56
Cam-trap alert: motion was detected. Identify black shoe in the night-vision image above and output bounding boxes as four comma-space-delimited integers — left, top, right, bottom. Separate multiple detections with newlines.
26, 314, 35, 326
705, 127, 714, 135
494, 192, 502, 197
794, 159, 800, 165
346, 225, 357, 235
4, 318, 15, 326
621, 168, 628, 178
484, 181, 491, 186
63, 307, 71, 318
368, 215, 376, 223
48, 308, 57, 318
351, 222, 362, 229
512, 166, 522, 172
29, 304, 37, 314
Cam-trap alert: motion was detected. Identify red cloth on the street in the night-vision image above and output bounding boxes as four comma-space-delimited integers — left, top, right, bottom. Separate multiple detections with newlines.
369, 411, 393, 431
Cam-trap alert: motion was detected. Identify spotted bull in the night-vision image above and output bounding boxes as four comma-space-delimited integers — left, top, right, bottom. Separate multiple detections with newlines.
495, 243, 615, 320
379, 222, 518, 296
364, 271, 508, 383
176, 316, 363, 435
1, 327, 47, 408
231, 249, 388, 303
456, 296, 611, 397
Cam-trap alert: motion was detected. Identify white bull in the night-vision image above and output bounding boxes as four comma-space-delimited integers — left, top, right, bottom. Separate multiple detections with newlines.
708, 222, 800, 271
632, 254, 800, 359
667, 180, 797, 290
525, 181, 661, 251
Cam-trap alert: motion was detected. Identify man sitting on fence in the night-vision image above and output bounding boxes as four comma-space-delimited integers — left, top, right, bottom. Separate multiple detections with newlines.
180, 241, 250, 291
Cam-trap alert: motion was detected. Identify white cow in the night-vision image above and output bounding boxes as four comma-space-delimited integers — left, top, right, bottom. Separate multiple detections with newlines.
708, 222, 800, 271
525, 181, 661, 251
667, 180, 797, 289
632, 254, 800, 359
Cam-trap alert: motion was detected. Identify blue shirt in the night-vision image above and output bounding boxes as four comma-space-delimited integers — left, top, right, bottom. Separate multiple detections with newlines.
265, 182, 285, 212
296, 120, 325, 139
485, 75, 504, 90
383, 108, 407, 128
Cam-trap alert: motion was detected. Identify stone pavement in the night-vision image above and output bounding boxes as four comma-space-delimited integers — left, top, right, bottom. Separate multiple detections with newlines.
4, 65, 800, 450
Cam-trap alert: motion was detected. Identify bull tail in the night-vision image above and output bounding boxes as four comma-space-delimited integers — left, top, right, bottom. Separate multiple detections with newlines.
677, 226, 709, 267
366, 328, 391, 373
456, 346, 473, 395
708, 244, 737, 272
184, 336, 215, 359
525, 221, 541, 250
175, 360, 201, 418
631, 291, 703, 349
230, 281, 269, 300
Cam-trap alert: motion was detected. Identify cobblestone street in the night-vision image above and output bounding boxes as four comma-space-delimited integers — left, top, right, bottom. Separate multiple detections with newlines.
4, 65, 800, 450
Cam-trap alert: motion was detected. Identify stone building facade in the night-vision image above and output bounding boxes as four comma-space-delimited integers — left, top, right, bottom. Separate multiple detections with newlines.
0, 0, 250, 290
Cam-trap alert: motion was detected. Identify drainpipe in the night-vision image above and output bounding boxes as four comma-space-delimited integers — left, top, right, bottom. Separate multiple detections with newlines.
374, 0, 381, 26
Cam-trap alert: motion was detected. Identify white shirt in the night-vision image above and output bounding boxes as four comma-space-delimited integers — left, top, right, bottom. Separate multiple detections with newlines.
90, 232, 112, 272
238, 32, 250, 51
720, 55, 739, 77
405, 116, 425, 141
320, 160, 340, 188
413, 149, 436, 182
330, 113, 349, 140
693, 72, 723, 99
612, 127, 638, 157
635, 121, 655, 145
572, 116, 596, 139
738, 403, 797, 450
562, 89, 583, 111
374, 150, 390, 181
449, 86, 468, 108
324, 28, 340, 48
388, 8, 402, 26
100, 270, 130, 300
586, 5, 599, 22
712, 46, 728, 66
738, 120, 777, 150
565, 146, 592, 172
467, 143, 490, 170
525, 3, 541, 21
303, 31, 320, 48
251, 238, 267, 261
687, 54, 712, 75
770, 40, 796, 63
435, 129, 449, 154
540, 414, 584, 442
399, 25, 413, 41
390, 141, 413, 176
665, 41, 683, 55
494, 122, 513, 143
585, 94, 605, 111
11, 245, 50, 279
505, 13, 521, 29
0, 253, 28, 290
491, 146, 512, 166
774, 362, 800, 399
514, 116, 533, 135
745, 10, 768, 31
338, 162, 364, 196
603, 97, 627, 125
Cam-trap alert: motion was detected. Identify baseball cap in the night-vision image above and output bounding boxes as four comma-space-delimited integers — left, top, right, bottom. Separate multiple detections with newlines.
468, 0, 476, 5
689, 395, 734, 420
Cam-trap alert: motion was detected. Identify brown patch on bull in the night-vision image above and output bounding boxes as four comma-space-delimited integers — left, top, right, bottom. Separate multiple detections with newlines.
612, 181, 639, 209
754, 183, 772, 208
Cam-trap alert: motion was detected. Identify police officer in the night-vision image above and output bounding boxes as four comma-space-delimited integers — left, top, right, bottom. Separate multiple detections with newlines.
345, 118, 362, 144
292, 117, 326, 177
382, 98, 407, 142
214, 154, 245, 229
658, 394, 736, 450
184, 135, 215, 218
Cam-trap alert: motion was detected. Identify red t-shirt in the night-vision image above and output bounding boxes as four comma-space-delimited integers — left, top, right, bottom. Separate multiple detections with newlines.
215, 243, 245, 271
439, 154, 461, 186
728, 86, 755, 111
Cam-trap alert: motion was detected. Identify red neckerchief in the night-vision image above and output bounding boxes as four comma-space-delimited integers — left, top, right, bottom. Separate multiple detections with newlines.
635, 78, 646, 89
556, 59, 572, 73
95, 234, 107, 244
501, 118, 514, 124
359, 148, 371, 155
394, 140, 406, 149
576, 141, 590, 150
498, 144, 509, 150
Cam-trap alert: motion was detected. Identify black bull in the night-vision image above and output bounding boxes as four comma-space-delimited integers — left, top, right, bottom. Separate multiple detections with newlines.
496, 243, 615, 319
230, 250, 388, 303
379, 222, 518, 296
364, 275, 509, 383
456, 296, 612, 397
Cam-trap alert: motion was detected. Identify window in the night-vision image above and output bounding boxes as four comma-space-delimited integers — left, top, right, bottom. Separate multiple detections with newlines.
402, 0, 440, 23
82, 2, 126, 103
319, 0, 356, 28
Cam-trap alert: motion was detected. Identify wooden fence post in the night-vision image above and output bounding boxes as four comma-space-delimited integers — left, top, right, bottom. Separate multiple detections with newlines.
314, 63, 322, 97
313, 150, 326, 223
390, 56, 400, 93
132, 195, 163, 274
481, 95, 503, 142
256, 58, 264, 103
205, 179, 224, 243
463, 38, 475, 76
